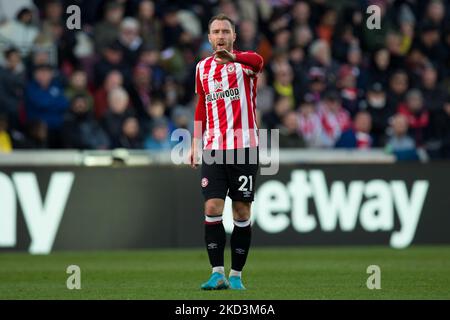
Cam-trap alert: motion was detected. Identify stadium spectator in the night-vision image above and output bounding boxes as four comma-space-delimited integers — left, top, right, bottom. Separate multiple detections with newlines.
289, 1, 312, 30
137, 46, 166, 92
315, 6, 337, 44
317, 90, 351, 148
346, 45, 368, 90
256, 70, 275, 116
0, 7, 39, 54
128, 64, 153, 118
385, 31, 405, 67
303, 67, 327, 105
117, 116, 143, 149
368, 47, 392, 87
335, 111, 373, 149
93, 1, 124, 52
272, 61, 295, 107
336, 64, 363, 117
278, 111, 305, 149
298, 100, 322, 148
62, 95, 110, 150
117, 17, 143, 67
385, 113, 418, 161
361, 82, 395, 147
416, 22, 447, 69
162, 77, 183, 112
93, 70, 123, 120
171, 106, 193, 134
235, 20, 258, 52
10, 119, 48, 149
101, 86, 133, 148
273, 28, 291, 54
262, 96, 292, 131
161, 7, 185, 50
332, 24, 357, 64
94, 41, 131, 87
65, 69, 94, 111
405, 47, 428, 85
397, 89, 430, 147
307, 39, 339, 88
397, 5, 415, 55
144, 117, 173, 151
292, 24, 313, 51
0, 47, 25, 129
0, 1, 37, 23
421, 0, 447, 32
35, 4, 78, 71
419, 64, 447, 112
387, 70, 410, 110
135, 0, 162, 50
24, 64, 69, 148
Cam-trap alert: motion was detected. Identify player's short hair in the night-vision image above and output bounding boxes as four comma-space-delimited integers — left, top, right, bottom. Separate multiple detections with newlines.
208, 14, 235, 33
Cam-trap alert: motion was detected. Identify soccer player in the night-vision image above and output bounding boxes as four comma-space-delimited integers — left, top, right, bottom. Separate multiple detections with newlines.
189, 14, 263, 290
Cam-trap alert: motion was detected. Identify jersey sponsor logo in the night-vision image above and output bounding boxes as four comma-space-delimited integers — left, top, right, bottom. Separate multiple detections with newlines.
213, 79, 223, 91
201, 177, 209, 188
206, 88, 240, 103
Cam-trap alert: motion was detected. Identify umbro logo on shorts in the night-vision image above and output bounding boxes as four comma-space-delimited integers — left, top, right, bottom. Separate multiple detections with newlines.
207, 243, 218, 249
243, 191, 252, 197
201, 177, 209, 188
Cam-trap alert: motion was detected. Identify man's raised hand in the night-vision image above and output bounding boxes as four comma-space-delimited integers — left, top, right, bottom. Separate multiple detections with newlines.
214, 49, 236, 64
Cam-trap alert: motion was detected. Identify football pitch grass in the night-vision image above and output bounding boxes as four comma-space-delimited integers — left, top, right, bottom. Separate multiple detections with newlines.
1, 246, 449, 300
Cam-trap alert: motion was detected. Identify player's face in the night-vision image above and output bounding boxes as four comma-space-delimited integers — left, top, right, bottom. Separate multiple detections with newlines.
208, 19, 236, 52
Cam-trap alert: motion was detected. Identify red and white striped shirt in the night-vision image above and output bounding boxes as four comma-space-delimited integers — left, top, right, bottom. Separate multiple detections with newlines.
194, 50, 263, 150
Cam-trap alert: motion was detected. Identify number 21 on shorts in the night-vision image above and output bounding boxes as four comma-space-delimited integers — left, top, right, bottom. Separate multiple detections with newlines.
238, 175, 253, 191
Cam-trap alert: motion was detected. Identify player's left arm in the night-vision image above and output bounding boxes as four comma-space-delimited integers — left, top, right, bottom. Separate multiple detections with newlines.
214, 49, 263, 73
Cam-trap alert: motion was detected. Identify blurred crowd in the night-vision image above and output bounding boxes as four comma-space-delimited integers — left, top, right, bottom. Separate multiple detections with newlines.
0, 0, 449, 160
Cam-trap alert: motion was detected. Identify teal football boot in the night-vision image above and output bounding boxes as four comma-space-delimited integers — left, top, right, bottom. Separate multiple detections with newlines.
229, 276, 246, 290
200, 272, 229, 290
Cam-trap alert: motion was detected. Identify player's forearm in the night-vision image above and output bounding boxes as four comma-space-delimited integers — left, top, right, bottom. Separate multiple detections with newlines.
194, 95, 207, 139
234, 52, 264, 73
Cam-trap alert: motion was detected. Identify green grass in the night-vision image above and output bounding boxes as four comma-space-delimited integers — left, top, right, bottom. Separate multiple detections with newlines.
0, 246, 449, 299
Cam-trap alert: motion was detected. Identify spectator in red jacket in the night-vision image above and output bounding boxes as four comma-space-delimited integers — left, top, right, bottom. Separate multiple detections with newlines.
397, 89, 430, 147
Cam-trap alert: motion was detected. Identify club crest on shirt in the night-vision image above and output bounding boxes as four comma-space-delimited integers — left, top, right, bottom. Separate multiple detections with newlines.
227, 64, 235, 74
201, 177, 209, 188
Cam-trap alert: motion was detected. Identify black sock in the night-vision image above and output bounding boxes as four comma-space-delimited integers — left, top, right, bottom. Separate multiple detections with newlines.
204, 216, 226, 268
230, 221, 252, 272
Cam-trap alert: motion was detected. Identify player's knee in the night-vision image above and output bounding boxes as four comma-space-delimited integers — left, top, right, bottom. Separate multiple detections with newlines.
232, 202, 251, 220
204, 199, 224, 215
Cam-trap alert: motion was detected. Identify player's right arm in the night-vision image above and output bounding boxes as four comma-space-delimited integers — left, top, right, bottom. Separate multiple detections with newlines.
190, 63, 206, 169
